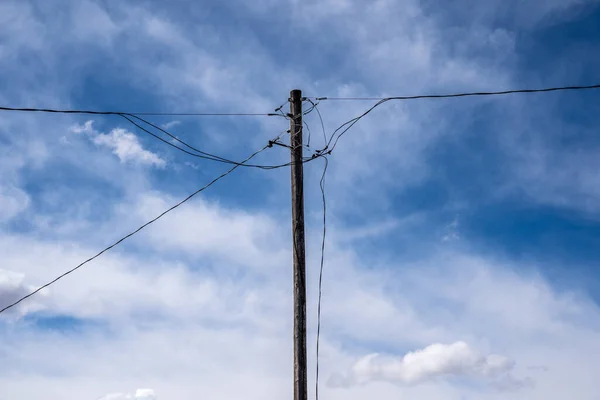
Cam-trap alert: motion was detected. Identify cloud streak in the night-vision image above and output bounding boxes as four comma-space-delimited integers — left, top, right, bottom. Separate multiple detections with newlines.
72, 121, 166, 168
99, 389, 157, 400
1, 1, 600, 399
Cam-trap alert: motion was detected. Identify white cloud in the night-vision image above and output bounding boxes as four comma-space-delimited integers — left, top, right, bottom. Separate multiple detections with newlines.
0, 270, 30, 309
92, 129, 166, 168
99, 389, 156, 400
71, 121, 166, 168
1, 1, 600, 399
442, 215, 460, 242
161, 120, 180, 130
116, 192, 287, 270
330, 341, 519, 387
0, 269, 45, 316
184, 161, 199, 170
1, 227, 599, 399
0, 184, 30, 222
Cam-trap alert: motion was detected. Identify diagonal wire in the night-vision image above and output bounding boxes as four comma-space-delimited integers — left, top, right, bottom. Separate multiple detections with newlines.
313, 83, 600, 153
326, 99, 387, 152
121, 114, 294, 170
118, 114, 230, 164
0, 146, 269, 315
125, 114, 236, 163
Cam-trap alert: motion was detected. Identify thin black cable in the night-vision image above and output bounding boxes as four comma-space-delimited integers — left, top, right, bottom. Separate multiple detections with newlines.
122, 114, 294, 170
118, 114, 230, 164
279, 99, 322, 149
306, 99, 327, 146
0, 106, 279, 117
325, 83, 600, 153
311, 83, 600, 101
132, 112, 280, 116
325, 99, 388, 152
126, 114, 235, 163
311, 83, 600, 153
304, 120, 313, 148
0, 146, 269, 315
303, 101, 317, 116
0, 105, 295, 170
315, 155, 329, 400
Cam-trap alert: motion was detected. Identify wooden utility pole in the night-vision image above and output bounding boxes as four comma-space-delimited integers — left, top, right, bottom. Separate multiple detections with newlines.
290, 89, 307, 400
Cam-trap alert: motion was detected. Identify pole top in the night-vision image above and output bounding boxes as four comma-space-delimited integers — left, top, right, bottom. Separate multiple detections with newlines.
290, 89, 302, 99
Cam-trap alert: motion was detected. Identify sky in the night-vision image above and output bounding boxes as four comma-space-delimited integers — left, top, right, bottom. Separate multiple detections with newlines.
1, 0, 600, 399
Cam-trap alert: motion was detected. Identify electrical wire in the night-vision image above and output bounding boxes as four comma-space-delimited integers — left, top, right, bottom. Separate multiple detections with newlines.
0, 145, 270, 315
0, 106, 279, 116
315, 155, 329, 400
304, 120, 313, 148
126, 114, 236, 163
322, 82, 600, 153
310, 83, 600, 101
277, 98, 323, 149
326, 100, 385, 152
118, 113, 231, 164
306, 99, 327, 146
0, 105, 297, 170
122, 114, 296, 170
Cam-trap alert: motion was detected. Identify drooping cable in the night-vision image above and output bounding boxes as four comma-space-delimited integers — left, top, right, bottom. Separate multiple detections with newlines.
121, 114, 294, 170
0, 105, 297, 170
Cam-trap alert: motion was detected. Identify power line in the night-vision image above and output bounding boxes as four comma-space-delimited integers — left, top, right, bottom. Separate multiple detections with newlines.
0, 106, 279, 117
320, 82, 600, 153
315, 155, 329, 400
119, 113, 233, 164
311, 83, 600, 101
304, 120, 313, 148
309, 82, 600, 397
132, 113, 278, 116
122, 114, 297, 170
304, 99, 328, 148
0, 145, 270, 315
126, 113, 237, 163
0, 105, 298, 170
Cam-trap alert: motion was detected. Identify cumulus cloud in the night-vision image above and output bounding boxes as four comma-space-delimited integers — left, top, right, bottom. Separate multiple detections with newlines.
92, 129, 166, 167
71, 121, 166, 168
99, 389, 156, 400
1, 1, 599, 399
330, 342, 525, 388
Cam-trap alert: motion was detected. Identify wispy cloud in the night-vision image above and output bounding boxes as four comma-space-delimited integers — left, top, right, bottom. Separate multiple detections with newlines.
161, 120, 180, 130
1, 1, 600, 399
442, 215, 460, 242
99, 389, 156, 400
0, 185, 30, 222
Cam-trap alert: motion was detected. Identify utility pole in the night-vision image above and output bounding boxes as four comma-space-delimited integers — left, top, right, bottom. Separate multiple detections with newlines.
290, 89, 307, 400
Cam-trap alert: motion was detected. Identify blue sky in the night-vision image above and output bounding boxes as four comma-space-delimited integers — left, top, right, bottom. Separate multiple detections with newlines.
1, 1, 600, 399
